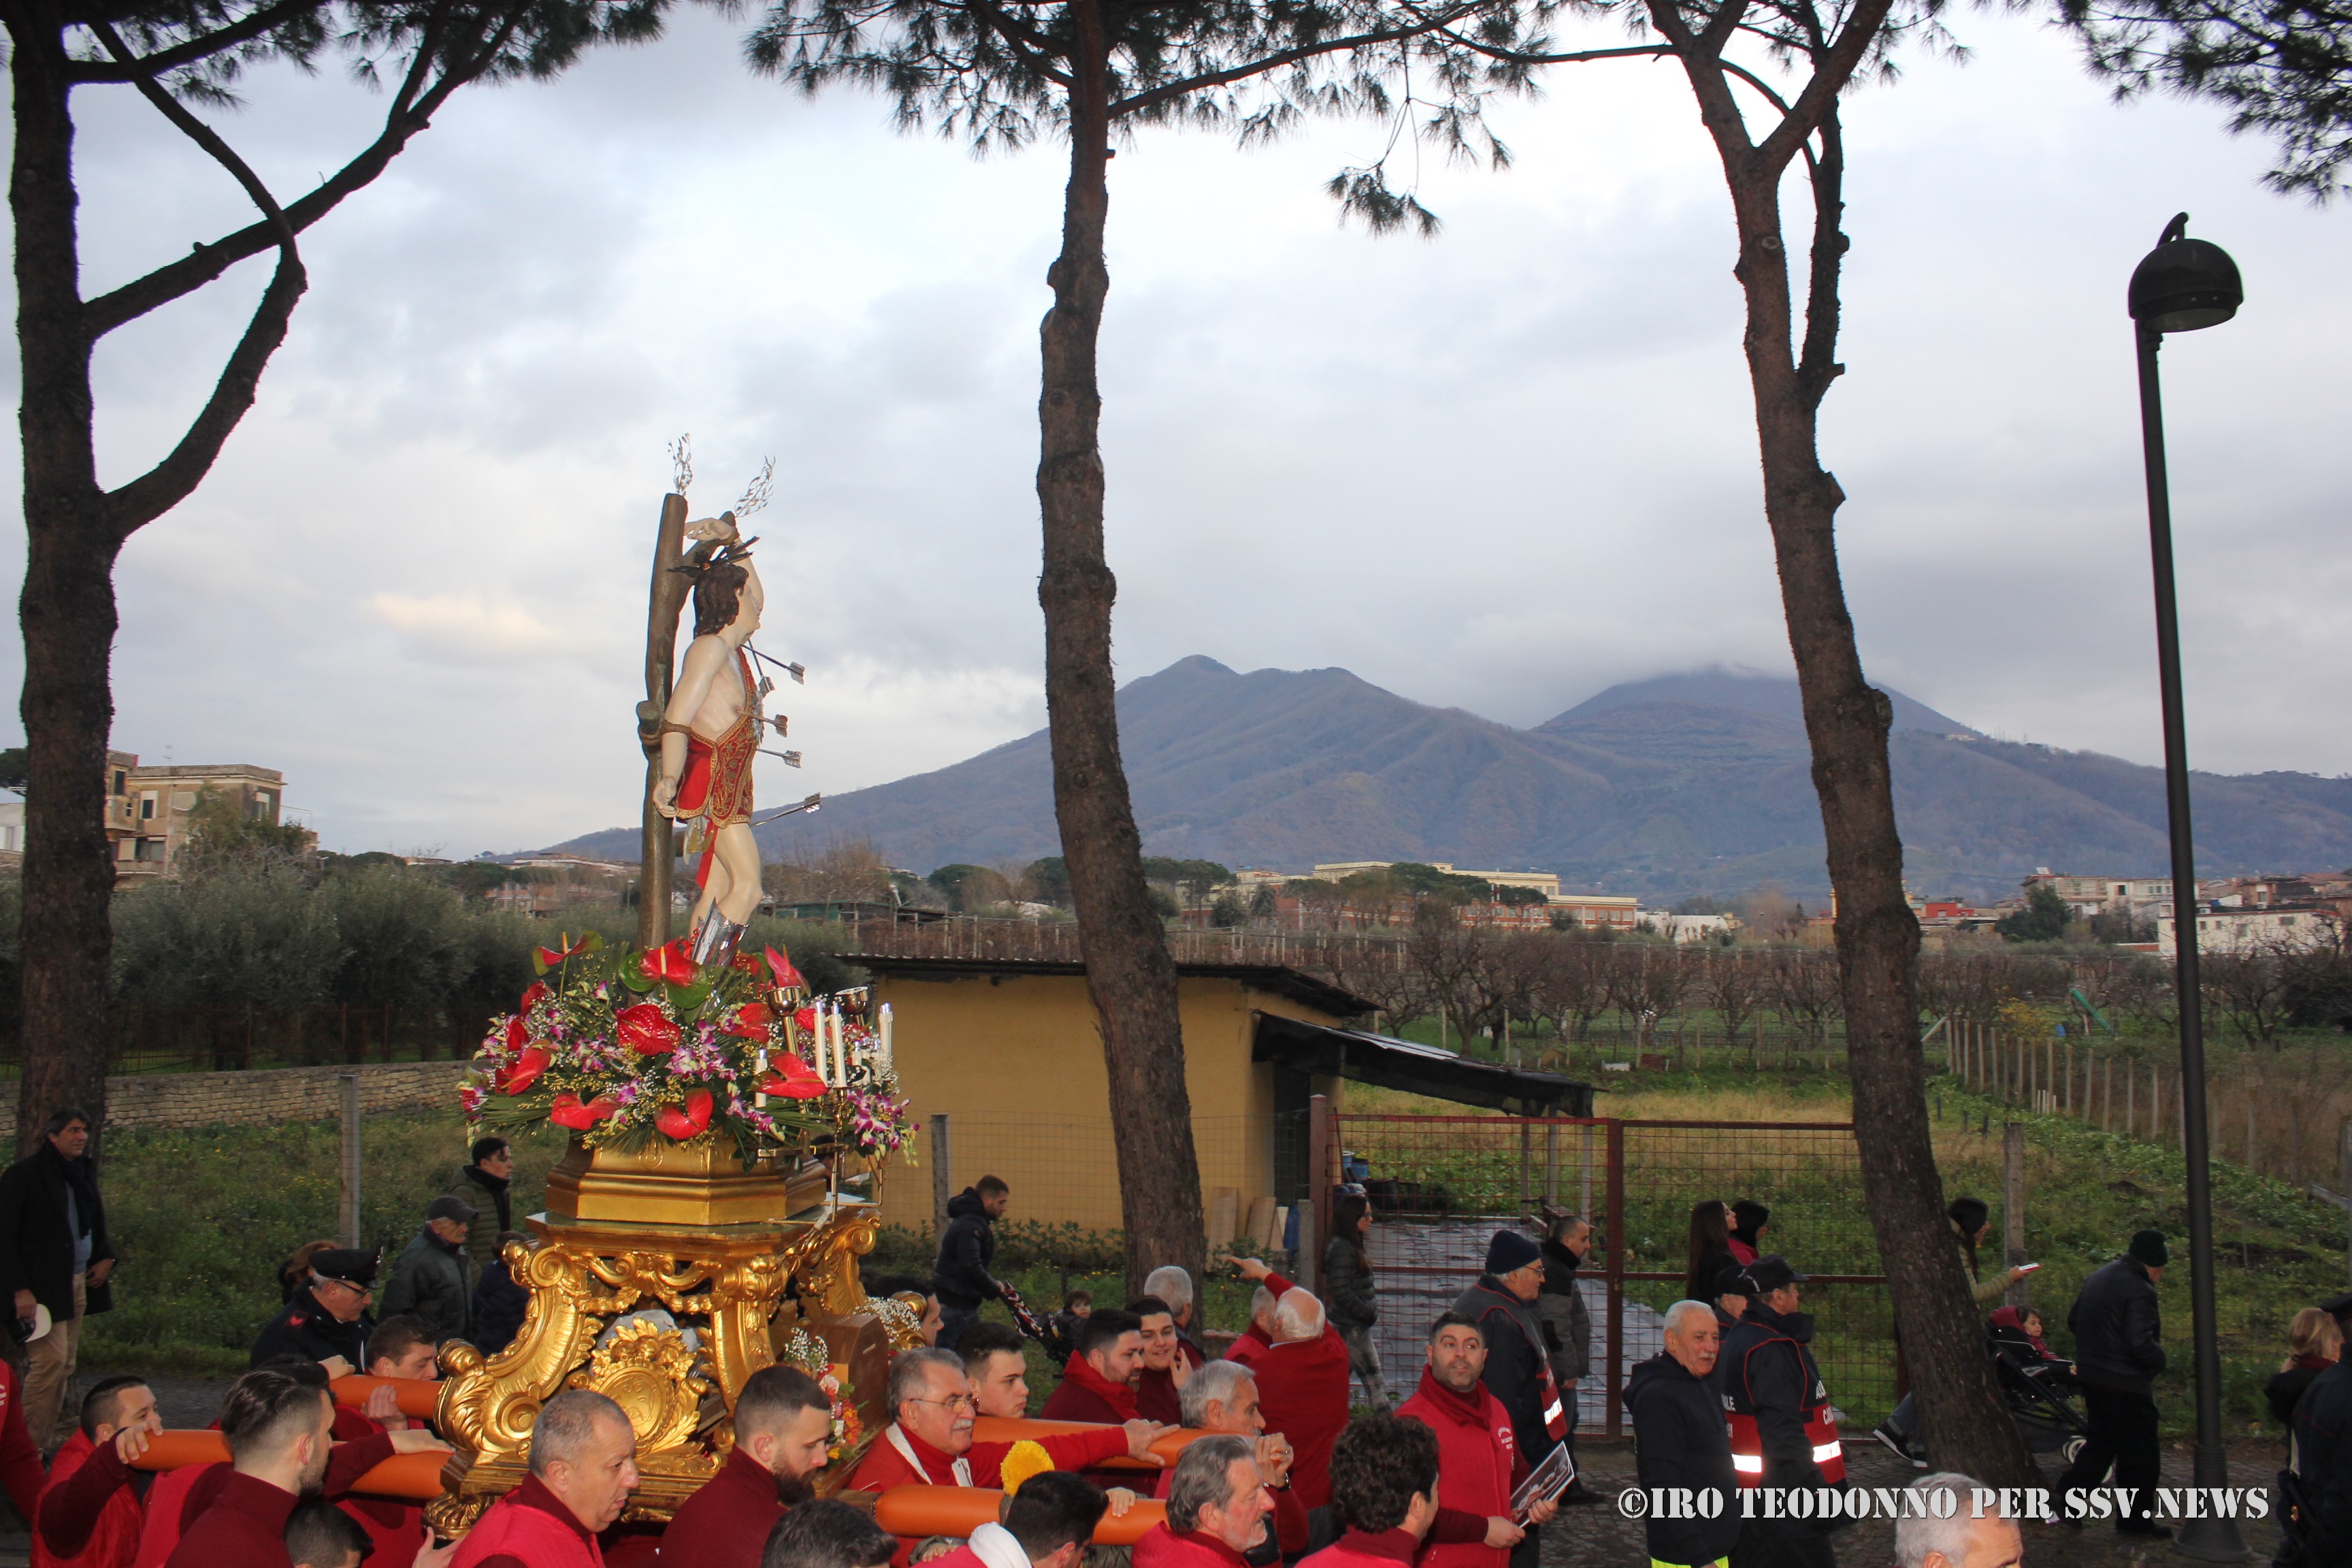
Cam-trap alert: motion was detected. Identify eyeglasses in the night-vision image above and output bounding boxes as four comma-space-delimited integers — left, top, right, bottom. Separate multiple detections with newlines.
909, 1394, 979, 1414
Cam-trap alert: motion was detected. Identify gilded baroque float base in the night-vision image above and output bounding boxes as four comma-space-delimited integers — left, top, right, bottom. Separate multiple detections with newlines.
427, 1144, 886, 1535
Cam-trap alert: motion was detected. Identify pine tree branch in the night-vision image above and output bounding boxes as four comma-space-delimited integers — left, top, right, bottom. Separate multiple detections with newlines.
1111, 8, 1484, 119
65, 0, 326, 84
87, 20, 309, 538
82, 2, 489, 340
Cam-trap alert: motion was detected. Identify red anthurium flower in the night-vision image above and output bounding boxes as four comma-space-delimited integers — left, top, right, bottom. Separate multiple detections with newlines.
520, 981, 550, 1011
549, 1092, 620, 1130
536, 936, 587, 968
503, 1015, 527, 1052
497, 1047, 552, 1095
762, 1058, 828, 1100
617, 1002, 681, 1056
654, 1089, 715, 1140
793, 1007, 819, 1036
639, 940, 696, 985
766, 947, 806, 990
721, 1003, 773, 1041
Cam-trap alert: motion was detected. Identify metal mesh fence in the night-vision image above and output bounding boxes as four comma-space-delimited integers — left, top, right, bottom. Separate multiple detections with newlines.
1338, 1113, 1893, 1433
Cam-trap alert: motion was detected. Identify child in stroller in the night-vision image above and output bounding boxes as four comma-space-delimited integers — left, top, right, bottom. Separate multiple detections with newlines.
1987, 1305, 2091, 1463
1872, 1305, 2089, 1467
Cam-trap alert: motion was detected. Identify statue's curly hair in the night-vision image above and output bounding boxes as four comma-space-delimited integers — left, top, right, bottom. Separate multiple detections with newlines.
676, 529, 756, 636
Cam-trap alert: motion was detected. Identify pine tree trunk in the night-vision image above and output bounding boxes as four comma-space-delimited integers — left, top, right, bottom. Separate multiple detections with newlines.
1697, 82, 2035, 1484
11, 14, 118, 1156
1035, 0, 1207, 1298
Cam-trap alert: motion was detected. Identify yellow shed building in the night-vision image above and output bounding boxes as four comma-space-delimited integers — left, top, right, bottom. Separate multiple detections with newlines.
849, 952, 1591, 1241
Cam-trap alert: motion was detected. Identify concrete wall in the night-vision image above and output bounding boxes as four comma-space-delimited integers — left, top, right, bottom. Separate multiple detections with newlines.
0, 1060, 470, 1131
868, 971, 1341, 1232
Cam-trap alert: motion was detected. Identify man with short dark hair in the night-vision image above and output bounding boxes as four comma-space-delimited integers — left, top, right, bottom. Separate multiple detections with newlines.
1130, 1296, 1190, 1426
762, 1498, 900, 1568
932, 1177, 1011, 1356
1396, 1312, 1548, 1568
380, 1196, 476, 1344
251, 1250, 377, 1371
1134, 1435, 1275, 1568
451, 1389, 638, 1568
1143, 1268, 1207, 1370
960, 1322, 1035, 1419
1625, 1302, 1738, 1568
166, 1371, 336, 1568
447, 1139, 514, 1269
334, 1313, 446, 1568
1044, 1310, 1145, 1422
851, 1349, 1160, 1502
2055, 1230, 2170, 1539
35, 1373, 159, 1568
1300, 1413, 1442, 1568
663, 1365, 837, 1568
930, 1471, 1110, 1568
1450, 1234, 1565, 1568
0, 1105, 116, 1447
283, 1502, 372, 1568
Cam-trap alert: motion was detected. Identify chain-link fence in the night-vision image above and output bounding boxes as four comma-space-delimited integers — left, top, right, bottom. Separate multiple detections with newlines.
1337, 1112, 1893, 1432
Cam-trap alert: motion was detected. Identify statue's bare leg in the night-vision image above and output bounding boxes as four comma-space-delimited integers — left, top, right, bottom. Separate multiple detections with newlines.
710, 823, 762, 925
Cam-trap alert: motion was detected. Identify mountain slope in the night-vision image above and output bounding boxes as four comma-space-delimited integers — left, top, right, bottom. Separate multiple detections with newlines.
545, 658, 2352, 903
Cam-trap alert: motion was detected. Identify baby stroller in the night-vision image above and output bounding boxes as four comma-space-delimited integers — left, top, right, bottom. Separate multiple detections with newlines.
1987, 1310, 2091, 1463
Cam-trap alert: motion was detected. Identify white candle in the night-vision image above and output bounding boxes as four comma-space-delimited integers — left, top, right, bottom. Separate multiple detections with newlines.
830, 1004, 847, 1086
755, 1047, 768, 1109
811, 1012, 827, 1085
879, 1003, 894, 1073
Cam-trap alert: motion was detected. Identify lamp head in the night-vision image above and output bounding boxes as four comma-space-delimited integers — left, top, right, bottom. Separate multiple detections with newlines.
2129, 213, 2242, 333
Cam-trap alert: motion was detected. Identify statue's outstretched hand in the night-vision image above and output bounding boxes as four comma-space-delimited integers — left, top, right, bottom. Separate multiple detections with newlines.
685, 514, 740, 545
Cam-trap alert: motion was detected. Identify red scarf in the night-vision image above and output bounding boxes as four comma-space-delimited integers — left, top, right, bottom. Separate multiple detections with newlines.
1060, 1354, 1141, 1419
1409, 1367, 1489, 1426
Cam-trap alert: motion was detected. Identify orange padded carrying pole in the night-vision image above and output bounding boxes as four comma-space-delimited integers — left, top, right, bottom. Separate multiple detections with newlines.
129, 1434, 442, 1502
967, 1418, 1205, 1469
874, 1487, 1166, 1545
331, 1376, 444, 1422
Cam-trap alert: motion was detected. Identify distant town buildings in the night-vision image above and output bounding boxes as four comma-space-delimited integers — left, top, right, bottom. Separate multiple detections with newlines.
114, 759, 289, 880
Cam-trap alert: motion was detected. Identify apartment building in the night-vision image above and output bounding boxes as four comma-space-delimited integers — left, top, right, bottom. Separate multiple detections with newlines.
116, 762, 287, 879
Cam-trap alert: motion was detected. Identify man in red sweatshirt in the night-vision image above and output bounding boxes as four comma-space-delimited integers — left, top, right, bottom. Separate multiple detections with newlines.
846, 1349, 1162, 1495
1132, 1437, 1275, 1568
661, 1365, 836, 1568
166, 1371, 335, 1568
1042, 1313, 1144, 1424
1298, 1415, 1441, 1568
1131, 1298, 1190, 1428
36, 1374, 161, 1568
450, 1390, 637, 1568
1394, 1314, 1554, 1568
1223, 1262, 1348, 1508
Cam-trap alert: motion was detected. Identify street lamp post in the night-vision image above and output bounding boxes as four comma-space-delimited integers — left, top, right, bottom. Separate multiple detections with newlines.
2127, 212, 2245, 1563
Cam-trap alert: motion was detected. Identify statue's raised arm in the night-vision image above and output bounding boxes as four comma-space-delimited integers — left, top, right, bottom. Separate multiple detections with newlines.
652, 509, 765, 969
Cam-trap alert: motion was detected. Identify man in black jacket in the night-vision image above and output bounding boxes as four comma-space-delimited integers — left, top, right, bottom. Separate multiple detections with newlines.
2056, 1229, 2170, 1537
1452, 1230, 1567, 1568
252, 1247, 378, 1369
446, 1137, 514, 1269
380, 1195, 476, 1343
1720, 1257, 1842, 1568
1627, 1299, 1740, 1568
932, 1176, 1009, 1356
0, 1105, 116, 1448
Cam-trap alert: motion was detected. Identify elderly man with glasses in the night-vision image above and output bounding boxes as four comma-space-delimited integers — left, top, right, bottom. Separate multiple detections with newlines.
250, 1249, 379, 1373
847, 1349, 1165, 1497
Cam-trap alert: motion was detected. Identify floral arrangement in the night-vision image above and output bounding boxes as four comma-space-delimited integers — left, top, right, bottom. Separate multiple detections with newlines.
463, 931, 913, 1164
777, 1329, 872, 1468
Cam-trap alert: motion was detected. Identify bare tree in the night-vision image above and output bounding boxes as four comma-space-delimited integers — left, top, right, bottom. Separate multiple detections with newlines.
1705, 947, 1767, 1047
7, 0, 663, 1153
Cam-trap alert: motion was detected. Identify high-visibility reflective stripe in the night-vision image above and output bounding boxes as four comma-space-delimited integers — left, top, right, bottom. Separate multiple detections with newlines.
1811, 1441, 1842, 1463
1544, 1401, 1565, 1424
1731, 1454, 1764, 1474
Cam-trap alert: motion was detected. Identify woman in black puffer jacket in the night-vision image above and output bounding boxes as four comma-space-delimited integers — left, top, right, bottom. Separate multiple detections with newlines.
1323, 1191, 1391, 1409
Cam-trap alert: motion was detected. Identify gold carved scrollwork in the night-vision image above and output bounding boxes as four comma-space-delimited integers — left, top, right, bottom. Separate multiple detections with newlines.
432, 1192, 875, 1531
568, 1319, 709, 1455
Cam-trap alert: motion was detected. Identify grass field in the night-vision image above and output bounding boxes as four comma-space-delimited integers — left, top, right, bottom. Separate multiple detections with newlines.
84, 1112, 571, 1373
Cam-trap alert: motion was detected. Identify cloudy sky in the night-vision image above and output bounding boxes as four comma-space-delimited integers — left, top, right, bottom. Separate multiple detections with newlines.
10, 0, 2347, 857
